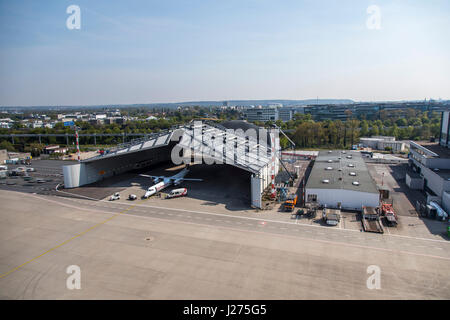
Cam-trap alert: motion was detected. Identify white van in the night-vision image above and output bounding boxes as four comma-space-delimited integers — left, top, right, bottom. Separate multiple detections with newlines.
166, 188, 187, 199
0, 165, 7, 171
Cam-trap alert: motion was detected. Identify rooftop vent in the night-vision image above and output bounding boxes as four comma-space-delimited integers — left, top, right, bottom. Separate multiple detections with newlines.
325, 167, 333, 170
352, 181, 360, 186
349, 172, 356, 176
322, 179, 330, 184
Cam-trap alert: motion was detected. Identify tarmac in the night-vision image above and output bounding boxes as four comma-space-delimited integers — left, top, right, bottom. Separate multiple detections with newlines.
1, 189, 450, 299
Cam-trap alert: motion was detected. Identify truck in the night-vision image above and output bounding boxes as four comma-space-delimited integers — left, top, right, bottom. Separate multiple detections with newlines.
284, 194, 298, 212
380, 201, 397, 225
322, 208, 341, 226
361, 206, 384, 233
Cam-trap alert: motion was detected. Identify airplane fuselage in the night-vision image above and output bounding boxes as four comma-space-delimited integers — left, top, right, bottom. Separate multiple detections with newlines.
143, 168, 189, 198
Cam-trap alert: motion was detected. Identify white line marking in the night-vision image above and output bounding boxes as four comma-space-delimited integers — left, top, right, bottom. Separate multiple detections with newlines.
52, 187, 450, 245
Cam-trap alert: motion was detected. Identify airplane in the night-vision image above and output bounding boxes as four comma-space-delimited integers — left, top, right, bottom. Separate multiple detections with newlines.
140, 166, 202, 198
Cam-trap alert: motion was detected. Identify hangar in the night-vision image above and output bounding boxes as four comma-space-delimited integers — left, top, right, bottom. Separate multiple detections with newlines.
305, 150, 379, 211
63, 121, 280, 208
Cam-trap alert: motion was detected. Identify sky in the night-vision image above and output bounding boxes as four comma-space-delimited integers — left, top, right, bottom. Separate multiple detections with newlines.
0, 0, 449, 106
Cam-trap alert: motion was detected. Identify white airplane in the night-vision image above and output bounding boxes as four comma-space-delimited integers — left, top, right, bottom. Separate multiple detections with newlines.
140, 166, 202, 198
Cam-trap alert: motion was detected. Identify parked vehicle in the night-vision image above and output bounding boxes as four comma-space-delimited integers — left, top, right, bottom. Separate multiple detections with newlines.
322, 208, 341, 226
284, 194, 298, 212
361, 206, 384, 233
26, 167, 35, 172
23, 176, 33, 181
166, 188, 187, 199
380, 201, 397, 225
36, 178, 46, 183
128, 194, 137, 200
109, 192, 120, 201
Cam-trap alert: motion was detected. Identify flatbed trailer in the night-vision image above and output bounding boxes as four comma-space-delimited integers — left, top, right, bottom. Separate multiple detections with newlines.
361, 206, 384, 234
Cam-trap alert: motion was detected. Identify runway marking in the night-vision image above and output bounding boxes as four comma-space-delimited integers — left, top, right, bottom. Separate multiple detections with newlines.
8, 189, 449, 262
118, 206, 450, 262
52, 188, 450, 245
0, 195, 138, 281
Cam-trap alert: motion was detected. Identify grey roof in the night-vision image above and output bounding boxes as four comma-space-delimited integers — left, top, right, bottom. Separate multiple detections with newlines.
305, 150, 379, 194
83, 123, 273, 174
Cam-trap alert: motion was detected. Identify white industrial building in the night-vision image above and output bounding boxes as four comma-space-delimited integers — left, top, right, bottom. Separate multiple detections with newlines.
360, 136, 407, 153
305, 150, 380, 211
407, 110, 450, 214
63, 121, 280, 209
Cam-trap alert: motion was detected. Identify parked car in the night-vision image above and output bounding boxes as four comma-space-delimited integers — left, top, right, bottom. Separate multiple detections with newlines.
128, 194, 137, 200
26, 167, 35, 172
109, 192, 120, 201
36, 178, 46, 183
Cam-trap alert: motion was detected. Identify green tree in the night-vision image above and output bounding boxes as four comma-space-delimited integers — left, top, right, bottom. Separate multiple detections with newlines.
0, 140, 15, 151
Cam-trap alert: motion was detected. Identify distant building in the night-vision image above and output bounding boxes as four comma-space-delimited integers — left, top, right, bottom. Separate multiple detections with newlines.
244, 106, 278, 122
44, 145, 68, 154
278, 107, 294, 122
95, 114, 107, 120
303, 101, 450, 121
359, 136, 407, 153
0, 118, 14, 129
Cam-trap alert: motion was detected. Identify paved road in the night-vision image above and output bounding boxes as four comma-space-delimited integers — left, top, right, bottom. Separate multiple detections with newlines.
1, 190, 449, 299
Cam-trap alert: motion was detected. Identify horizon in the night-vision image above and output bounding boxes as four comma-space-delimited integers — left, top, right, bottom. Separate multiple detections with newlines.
1, 97, 449, 109
1, 0, 449, 106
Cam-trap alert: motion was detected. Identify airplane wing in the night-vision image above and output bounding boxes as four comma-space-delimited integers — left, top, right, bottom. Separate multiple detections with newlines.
177, 178, 203, 182
140, 174, 164, 179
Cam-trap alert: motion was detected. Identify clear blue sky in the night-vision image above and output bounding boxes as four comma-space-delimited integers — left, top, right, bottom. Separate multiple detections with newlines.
0, 0, 449, 106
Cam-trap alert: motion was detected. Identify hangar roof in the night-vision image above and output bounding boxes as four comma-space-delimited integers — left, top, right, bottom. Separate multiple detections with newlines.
305, 150, 379, 194
83, 122, 275, 174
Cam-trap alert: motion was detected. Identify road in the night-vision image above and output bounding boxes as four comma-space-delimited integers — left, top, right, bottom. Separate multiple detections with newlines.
0, 190, 449, 299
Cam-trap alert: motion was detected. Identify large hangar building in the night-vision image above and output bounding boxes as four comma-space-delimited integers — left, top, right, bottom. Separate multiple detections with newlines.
305, 150, 379, 211
63, 121, 280, 208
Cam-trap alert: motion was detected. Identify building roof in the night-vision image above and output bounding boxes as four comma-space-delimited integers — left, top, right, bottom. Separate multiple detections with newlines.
305, 150, 379, 194
414, 142, 450, 158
